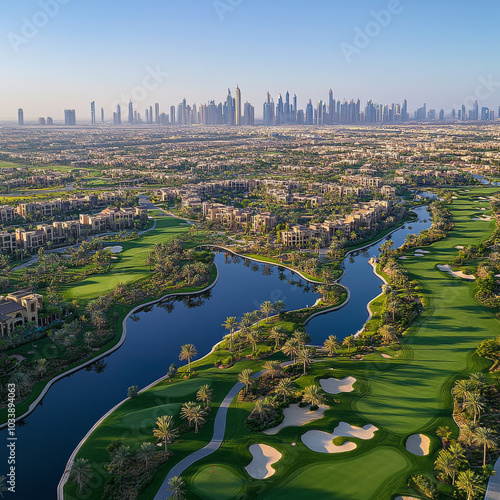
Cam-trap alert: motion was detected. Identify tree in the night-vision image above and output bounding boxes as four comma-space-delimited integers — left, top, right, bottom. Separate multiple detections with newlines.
274, 300, 286, 318
110, 446, 130, 481
190, 405, 206, 433
10, 372, 28, 398
436, 426, 453, 446
473, 427, 497, 466
263, 360, 283, 380
463, 392, 486, 425
245, 328, 260, 354
297, 348, 314, 375
179, 344, 197, 372
282, 338, 301, 363
238, 369, 254, 394
302, 385, 325, 407
168, 476, 185, 500
317, 285, 330, 302
452, 379, 477, 408
196, 384, 212, 409
222, 316, 238, 350
0, 475, 7, 497
434, 449, 459, 485
136, 442, 157, 470
269, 327, 285, 349
343, 336, 356, 353
324, 335, 339, 356
251, 399, 269, 421
70, 458, 93, 493
153, 415, 179, 454
378, 324, 398, 345
476, 337, 500, 367
127, 385, 140, 398
456, 469, 485, 500
260, 301, 274, 323
36, 358, 48, 377
275, 378, 293, 402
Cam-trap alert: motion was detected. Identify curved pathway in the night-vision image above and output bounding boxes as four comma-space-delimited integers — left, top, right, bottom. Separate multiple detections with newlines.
485, 456, 500, 499
153, 361, 294, 500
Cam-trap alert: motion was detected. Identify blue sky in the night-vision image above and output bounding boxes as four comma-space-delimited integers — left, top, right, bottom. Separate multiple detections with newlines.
1, 0, 499, 121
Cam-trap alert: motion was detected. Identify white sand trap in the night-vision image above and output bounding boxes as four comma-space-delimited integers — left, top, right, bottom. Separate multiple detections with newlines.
320, 376, 356, 395
381, 354, 392, 359
245, 444, 282, 479
455, 245, 464, 250
472, 216, 493, 221
406, 434, 431, 456
437, 264, 475, 280
264, 403, 328, 435
395, 497, 420, 500
415, 249, 430, 254
302, 422, 378, 454
108, 245, 123, 254
399, 256, 409, 260
452, 196, 458, 199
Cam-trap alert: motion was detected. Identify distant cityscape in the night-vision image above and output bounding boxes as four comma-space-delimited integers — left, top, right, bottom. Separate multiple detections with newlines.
15, 86, 500, 127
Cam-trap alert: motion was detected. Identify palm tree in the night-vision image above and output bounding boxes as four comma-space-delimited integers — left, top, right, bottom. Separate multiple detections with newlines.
302, 385, 325, 407
168, 476, 185, 500
452, 379, 477, 408
153, 415, 178, 454
282, 338, 300, 363
222, 316, 238, 349
297, 348, 314, 375
251, 399, 269, 421
136, 442, 157, 470
343, 336, 356, 353
260, 301, 274, 323
274, 300, 286, 318
36, 358, 48, 377
324, 335, 339, 356
69, 458, 93, 493
191, 405, 206, 433
10, 372, 28, 398
317, 285, 330, 302
245, 329, 260, 354
238, 369, 254, 394
378, 324, 398, 345
263, 360, 283, 380
456, 469, 485, 500
179, 344, 197, 372
275, 378, 293, 402
469, 372, 487, 391
110, 446, 130, 482
0, 475, 7, 497
434, 449, 459, 485
436, 426, 453, 447
473, 427, 497, 466
269, 327, 285, 349
196, 384, 212, 409
463, 392, 486, 425
145, 255, 155, 272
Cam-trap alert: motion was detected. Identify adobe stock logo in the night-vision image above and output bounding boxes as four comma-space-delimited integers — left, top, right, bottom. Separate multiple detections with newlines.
213, 0, 243, 21
340, 0, 406, 64
7, 0, 71, 54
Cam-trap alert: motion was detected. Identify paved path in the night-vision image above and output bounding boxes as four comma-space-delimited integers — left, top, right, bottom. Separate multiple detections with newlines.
485, 456, 500, 499
153, 362, 294, 499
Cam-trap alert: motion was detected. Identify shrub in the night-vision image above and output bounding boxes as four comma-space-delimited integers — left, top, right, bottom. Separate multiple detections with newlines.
127, 385, 140, 398
409, 475, 438, 499
167, 363, 178, 377
223, 356, 233, 366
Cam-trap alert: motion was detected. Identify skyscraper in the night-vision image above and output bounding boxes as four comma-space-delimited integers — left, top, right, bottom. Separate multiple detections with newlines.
116, 104, 121, 125
328, 89, 334, 124
285, 91, 290, 124
235, 86, 241, 125
64, 109, 76, 125
149, 105, 153, 124
170, 106, 176, 125
155, 103, 160, 124
18, 108, 24, 126
90, 101, 96, 126
128, 101, 134, 124
305, 100, 313, 125
101, 107, 104, 123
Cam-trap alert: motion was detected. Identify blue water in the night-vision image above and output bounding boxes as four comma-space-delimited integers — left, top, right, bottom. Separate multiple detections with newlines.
0, 206, 432, 499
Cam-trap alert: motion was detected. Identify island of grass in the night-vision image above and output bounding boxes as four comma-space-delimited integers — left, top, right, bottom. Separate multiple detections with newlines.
60, 188, 500, 500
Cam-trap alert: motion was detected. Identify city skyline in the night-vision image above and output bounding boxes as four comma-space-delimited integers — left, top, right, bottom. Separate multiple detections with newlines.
1, 0, 499, 120
12, 85, 500, 126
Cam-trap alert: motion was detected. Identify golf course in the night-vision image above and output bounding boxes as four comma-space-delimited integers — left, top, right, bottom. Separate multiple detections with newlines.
61, 188, 500, 500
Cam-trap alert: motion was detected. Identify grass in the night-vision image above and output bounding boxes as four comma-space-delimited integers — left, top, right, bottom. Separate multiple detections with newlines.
63, 188, 500, 500
191, 465, 245, 500
62, 217, 194, 300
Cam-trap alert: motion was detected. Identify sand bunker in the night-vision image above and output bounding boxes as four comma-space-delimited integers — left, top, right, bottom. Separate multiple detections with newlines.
320, 376, 356, 395
395, 497, 420, 500
472, 216, 493, 221
437, 264, 475, 280
302, 422, 378, 454
245, 444, 282, 479
108, 245, 123, 254
264, 404, 328, 435
415, 249, 430, 254
399, 256, 409, 260
406, 434, 431, 456
381, 354, 392, 359
455, 245, 464, 250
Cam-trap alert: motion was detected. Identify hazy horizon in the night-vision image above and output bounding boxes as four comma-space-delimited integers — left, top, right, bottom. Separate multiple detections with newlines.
2, 0, 499, 121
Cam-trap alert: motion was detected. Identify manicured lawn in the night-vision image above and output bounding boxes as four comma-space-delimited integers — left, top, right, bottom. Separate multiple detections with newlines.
63, 217, 192, 300
192, 465, 245, 500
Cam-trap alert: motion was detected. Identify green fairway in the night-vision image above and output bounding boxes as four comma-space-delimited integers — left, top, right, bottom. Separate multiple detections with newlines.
192, 465, 245, 500
63, 216, 192, 299
261, 448, 411, 500
120, 403, 182, 429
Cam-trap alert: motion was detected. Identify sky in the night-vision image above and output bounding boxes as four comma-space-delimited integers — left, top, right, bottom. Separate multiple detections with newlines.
1, 0, 499, 122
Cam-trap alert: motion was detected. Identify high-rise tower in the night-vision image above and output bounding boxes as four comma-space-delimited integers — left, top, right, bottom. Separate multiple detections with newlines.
235, 85, 241, 125
90, 101, 96, 125
18, 108, 24, 126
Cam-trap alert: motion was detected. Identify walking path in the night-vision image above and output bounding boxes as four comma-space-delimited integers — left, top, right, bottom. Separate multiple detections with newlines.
485, 457, 500, 499
153, 362, 294, 500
